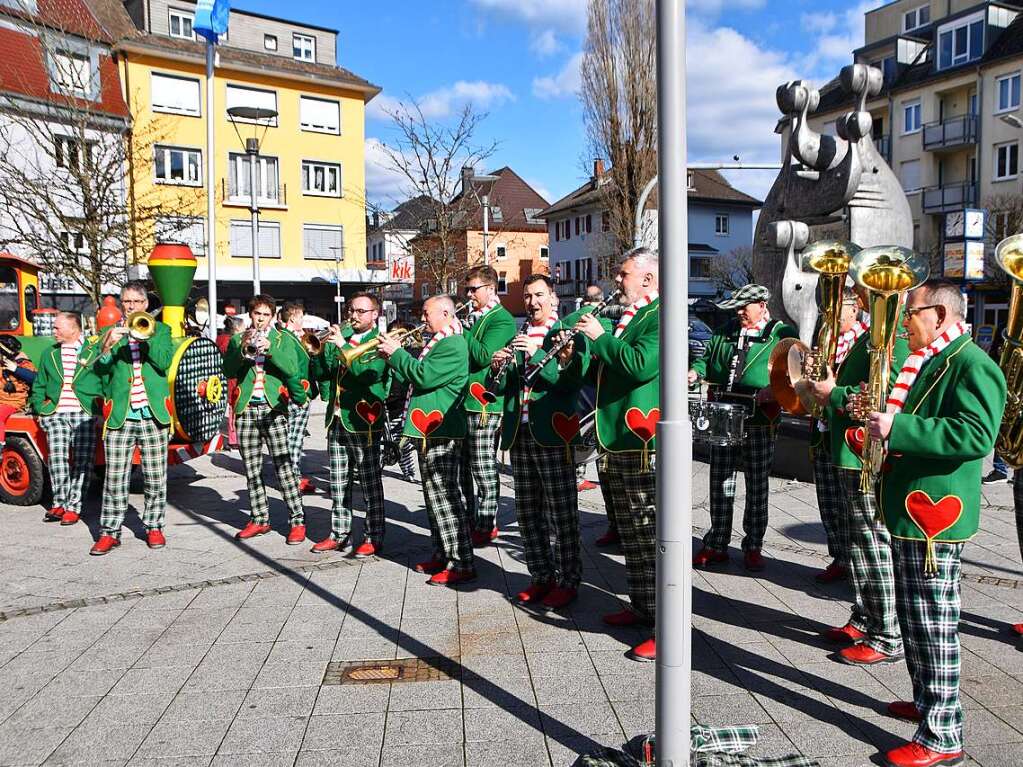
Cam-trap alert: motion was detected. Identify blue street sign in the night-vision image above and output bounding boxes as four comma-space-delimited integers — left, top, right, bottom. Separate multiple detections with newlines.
194, 0, 229, 43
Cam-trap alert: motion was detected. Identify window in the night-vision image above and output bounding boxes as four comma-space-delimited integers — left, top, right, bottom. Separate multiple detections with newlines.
903, 4, 930, 32
299, 96, 340, 134
691, 255, 713, 280
524, 208, 544, 225
900, 159, 921, 192
495, 245, 506, 260
539, 246, 549, 260
497, 271, 508, 294
52, 51, 90, 96
302, 160, 341, 197
996, 142, 1019, 180
714, 214, 730, 235
564, 218, 570, 240
554, 222, 560, 242
994, 211, 1012, 242
421, 283, 430, 299
903, 101, 921, 134
154, 145, 202, 186
686, 171, 695, 190
574, 217, 580, 236
228, 153, 279, 202
225, 84, 277, 126
54, 136, 94, 171
264, 34, 278, 51
601, 211, 610, 232
998, 73, 1021, 113
293, 33, 315, 62
230, 220, 281, 259
151, 73, 200, 116
302, 224, 343, 260
969, 92, 978, 115
447, 278, 458, 294
585, 214, 592, 233
60, 230, 88, 255
155, 216, 206, 256
168, 8, 194, 40
937, 12, 984, 70
490, 206, 503, 223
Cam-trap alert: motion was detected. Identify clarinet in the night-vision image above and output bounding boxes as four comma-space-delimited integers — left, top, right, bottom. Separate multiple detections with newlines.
522, 289, 621, 386
490, 320, 530, 389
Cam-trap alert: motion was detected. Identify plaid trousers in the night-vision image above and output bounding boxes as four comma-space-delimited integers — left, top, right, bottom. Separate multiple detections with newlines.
41, 411, 96, 514
418, 438, 473, 571
811, 446, 847, 566
510, 432, 581, 588
892, 538, 965, 755
237, 402, 304, 526
603, 451, 656, 618
598, 460, 618, 534
841, 469, 902, 656
704, 426, 776, 552
100, 418, 169, 537
286, 401, 311, 478
460, 411, 503, 532
327, 422, 385, 542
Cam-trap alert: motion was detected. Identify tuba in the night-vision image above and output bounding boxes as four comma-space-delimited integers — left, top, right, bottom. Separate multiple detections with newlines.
769, 240, 859, 415
847, 245, 930, 492
995, 234, 1023, 467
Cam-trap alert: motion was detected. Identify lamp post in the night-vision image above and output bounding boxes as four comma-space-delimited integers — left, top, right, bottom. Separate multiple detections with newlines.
226, 106, 277, 295
329, 245, 343, 324
465, 172, 499, 263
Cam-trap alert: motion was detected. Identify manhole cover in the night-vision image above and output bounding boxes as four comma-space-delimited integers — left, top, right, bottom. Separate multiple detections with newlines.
349, 665, 402, 681
324, 657, 460, 685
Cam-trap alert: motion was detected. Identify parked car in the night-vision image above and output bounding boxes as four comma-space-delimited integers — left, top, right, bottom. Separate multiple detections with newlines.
689, 318, 712, 360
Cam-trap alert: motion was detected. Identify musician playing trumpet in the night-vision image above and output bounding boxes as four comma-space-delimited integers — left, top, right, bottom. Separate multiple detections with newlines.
277, 302, 317, 494
309, 292, 390, 557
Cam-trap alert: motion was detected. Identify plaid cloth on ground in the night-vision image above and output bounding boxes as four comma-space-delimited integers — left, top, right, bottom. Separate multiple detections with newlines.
327, 423, 385, 542
460, 411, 502, 532
573, 728, 820, 767
510, 431, 581, 588
41, 411, 96, 514
100, 418, 169, 537
811, 447, 847, 565
237, 402, 305, 526
286, 401, 311, 478
891, 537, 965, 755
418, 438, 473, 570
841, 469, 902, 655
603, 451, 656, 617
704, 426, 776, 552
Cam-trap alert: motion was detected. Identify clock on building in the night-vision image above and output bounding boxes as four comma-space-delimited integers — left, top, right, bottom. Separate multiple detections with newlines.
965, 209, 986, 239
945, 211, 965, 239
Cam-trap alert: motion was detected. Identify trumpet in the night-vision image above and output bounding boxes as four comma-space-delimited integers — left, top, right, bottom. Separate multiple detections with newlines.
522, 289, 622, 387
242, 327, 269, 359
301, 321, 352, 356
127, 311, 156, 340
341, 301, 471, 367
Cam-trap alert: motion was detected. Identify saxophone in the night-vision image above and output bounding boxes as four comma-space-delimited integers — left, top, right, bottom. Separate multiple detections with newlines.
995, 234, 1023, 468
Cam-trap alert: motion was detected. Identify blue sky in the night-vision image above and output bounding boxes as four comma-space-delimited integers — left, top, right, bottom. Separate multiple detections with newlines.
237, 0, 884, 208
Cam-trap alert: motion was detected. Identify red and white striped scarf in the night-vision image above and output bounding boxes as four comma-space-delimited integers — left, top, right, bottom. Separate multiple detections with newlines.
56, 339, 83, 413
740, 310, 771, 341
466, 296, 500, 328
833, 319, 869, 368
521, 312, 559, 423
886, 321, 969, 415
613, 292, 658, 338
128, 340, 148, 410
403, 319, 464, 424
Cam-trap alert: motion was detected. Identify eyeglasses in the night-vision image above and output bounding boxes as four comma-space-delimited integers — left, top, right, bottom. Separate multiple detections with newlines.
904, 304, 943, 318
465, 284, 492, 293
351, 308, 375, 315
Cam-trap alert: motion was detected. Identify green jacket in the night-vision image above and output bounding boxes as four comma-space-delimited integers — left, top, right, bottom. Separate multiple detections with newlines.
464, 304, 517, 416
280, 329, 318, 403
823, 329, 911, 469
29, 337, 104, 416
387, 331, 468, 440
93, 322, 175, 430
500, 309, 590, 451
223, 326, 306, 413
691, 318, 798, 426
310, 328, 390, 434
591, 300, 660, 453
879, 335, 1006, 545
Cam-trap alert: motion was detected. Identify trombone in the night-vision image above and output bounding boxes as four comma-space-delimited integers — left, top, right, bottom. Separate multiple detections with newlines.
340, 301, 470, 368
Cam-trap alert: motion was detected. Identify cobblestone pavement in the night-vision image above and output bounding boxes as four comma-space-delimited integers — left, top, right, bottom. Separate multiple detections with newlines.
1, 408, 1022, 766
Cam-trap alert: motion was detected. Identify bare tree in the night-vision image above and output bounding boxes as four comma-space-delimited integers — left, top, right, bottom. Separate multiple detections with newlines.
580, 0, 657, 265
707, 246, 755, 294
375, 101, 503, 293
983, 193, 1023, 286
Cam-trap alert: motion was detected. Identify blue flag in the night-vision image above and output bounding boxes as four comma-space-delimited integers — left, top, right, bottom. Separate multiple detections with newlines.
193, 0, 229, 43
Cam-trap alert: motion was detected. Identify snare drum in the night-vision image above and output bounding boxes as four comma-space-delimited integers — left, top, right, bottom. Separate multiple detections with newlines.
689, 399, 747, 446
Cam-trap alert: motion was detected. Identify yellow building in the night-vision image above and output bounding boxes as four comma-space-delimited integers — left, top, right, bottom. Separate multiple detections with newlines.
106, 0, 379, 316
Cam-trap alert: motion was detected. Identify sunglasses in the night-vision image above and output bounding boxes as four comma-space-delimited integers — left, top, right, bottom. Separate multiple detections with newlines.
465, 284, 492, 294
904, 304, 943, 318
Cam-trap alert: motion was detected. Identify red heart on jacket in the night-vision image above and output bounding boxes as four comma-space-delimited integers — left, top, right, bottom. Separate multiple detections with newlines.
410, 408, 443, 437
905, 490, 963, 540
102, 399, 113, 421
625, 407, 659, 443
844, 426, 864, 458
469, 381, 496, 406
278, 385, 290, 401
552, 412, 580, 444
301, 379, 310, 392
356, 400, 382, 425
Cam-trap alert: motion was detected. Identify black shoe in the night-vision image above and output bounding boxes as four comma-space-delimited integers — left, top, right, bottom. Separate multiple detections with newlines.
983, 470, 1009, 484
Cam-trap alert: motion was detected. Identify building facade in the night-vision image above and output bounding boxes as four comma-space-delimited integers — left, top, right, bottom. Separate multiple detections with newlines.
810, 0, 1023, 328
540, 163, 760, 316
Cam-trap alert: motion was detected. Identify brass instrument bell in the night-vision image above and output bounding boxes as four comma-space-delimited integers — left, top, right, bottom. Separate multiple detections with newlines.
994, 234, 1023, 467
127, 311, 156, 340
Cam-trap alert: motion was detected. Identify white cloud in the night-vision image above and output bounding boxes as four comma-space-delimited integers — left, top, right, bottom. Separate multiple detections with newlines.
531, 28, 563, 57
799, 0, 885, 75
366, 93, 403, 122
687, 0, 766, 15
527, 178, 554, 203
533, 52, 584, 100
366, 81, 515, 122
468, 0, 587, 34
801, 11, 837, 35
364, 137, 414, 206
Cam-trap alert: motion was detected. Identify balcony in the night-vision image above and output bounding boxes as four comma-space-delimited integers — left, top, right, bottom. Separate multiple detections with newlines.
555, 279, 584, 299
922, 115, 978, 152
922, 181, 977, 214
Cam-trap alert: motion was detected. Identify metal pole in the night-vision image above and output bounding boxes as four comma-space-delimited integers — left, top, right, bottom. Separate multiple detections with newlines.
656, 1, 691, 765
482, 193, 490, 265
334, 245, 342, 324
204, 43, 217, 341
247, 140, 261, 294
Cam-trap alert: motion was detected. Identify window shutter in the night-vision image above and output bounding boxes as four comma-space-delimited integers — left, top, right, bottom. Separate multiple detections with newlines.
226, 85, 277, 124
152, 73, 200, 114
300, 97, 340, 133
586, 214, 592, 233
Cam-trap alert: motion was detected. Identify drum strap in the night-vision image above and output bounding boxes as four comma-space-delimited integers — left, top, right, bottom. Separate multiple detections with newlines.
725, 320, 777, 393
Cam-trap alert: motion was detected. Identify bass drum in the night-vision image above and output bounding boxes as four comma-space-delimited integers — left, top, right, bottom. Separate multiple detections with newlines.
168, 336, 227, 443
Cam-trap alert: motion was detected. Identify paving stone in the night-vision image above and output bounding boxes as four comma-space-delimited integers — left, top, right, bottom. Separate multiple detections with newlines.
311, 683, 390, 715
0, 723, 73, 765
135, 718, 233, 759
159, 690, 247, 723
218, 715, 308, 754
301, 712, 385, 751
384, 709, 463, 746
379, 743, 464, 766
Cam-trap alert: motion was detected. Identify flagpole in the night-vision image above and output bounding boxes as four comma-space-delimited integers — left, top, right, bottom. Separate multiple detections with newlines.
205, 41, 218, 341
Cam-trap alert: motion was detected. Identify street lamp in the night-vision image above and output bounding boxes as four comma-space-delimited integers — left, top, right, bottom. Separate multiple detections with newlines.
465, 172, 499, 263
328, 245, 344, 324
226, 105, 278, 295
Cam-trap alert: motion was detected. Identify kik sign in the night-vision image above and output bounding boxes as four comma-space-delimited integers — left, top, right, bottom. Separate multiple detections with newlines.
390, 256, 414, 283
